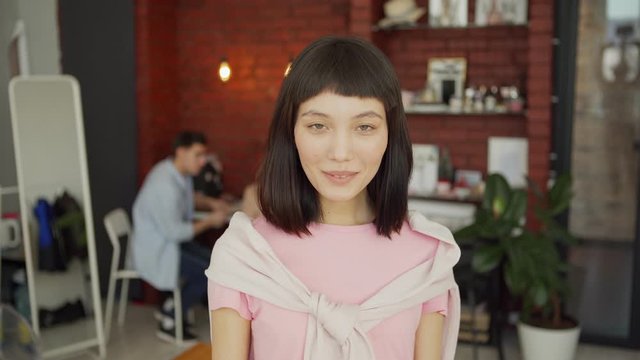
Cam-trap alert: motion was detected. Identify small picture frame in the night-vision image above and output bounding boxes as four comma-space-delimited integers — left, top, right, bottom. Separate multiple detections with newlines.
429, 0, 468, 27
475, 0, 528, 26
426, 57, 467, 104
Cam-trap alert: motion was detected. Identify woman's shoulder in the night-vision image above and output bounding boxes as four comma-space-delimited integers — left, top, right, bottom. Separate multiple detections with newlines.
404, 211, 456, 245
391, 212, 455, 253
395, 219, 441, 249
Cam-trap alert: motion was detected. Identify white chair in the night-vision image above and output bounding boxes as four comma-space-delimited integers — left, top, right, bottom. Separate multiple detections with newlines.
103, 208, 184, 345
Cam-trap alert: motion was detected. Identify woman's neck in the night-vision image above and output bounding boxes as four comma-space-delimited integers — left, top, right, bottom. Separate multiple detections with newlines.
319, 191, 374, 226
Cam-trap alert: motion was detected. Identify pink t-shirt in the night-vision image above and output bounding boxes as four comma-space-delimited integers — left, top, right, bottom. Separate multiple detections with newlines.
208, 216, 448, 360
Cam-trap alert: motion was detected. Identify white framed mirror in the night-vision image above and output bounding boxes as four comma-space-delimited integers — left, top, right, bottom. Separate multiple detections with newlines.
9, 76, 106, 358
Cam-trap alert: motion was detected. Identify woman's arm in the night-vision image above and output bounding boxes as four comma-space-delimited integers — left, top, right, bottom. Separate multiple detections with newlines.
210, 308, 251, 360
414, 312, 445, 360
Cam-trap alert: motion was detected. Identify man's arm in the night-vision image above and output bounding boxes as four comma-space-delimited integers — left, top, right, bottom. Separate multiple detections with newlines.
194, 192, 231, 214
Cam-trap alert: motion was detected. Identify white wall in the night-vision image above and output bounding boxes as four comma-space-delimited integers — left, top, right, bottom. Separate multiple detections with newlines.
0, 0, 60, 213
17, 0, 61, 75
0, 0, 20, 212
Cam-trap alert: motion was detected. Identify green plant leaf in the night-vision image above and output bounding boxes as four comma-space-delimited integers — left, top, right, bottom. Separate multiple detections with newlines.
483, 174, 511, 217
531, 283, 549, 307
504, 262, 526, 295
547, 220, 578, 245
472, 244, 504, 273
525, 175, 544, 200
453, 223, 480, 241
549, 174, 573, 215
502, 189, 528, 223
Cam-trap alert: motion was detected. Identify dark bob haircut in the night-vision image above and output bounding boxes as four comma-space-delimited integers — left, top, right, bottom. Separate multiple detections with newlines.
257, 36, 412, 237
173, 131, 207, 153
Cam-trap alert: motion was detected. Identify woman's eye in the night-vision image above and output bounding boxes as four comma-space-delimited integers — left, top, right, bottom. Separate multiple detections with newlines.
357, 124, 374, 131
309, 124, 325, 130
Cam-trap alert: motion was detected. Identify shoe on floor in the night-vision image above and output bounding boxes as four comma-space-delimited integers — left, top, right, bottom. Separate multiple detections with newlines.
155, 320, 198, 346
153, 310, 195, 330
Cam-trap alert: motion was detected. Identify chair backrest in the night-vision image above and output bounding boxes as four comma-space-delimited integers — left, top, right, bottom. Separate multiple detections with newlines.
103, 208, 131, 256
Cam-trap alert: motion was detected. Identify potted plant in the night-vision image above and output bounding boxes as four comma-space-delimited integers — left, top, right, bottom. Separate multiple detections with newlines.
455, 173, 580, 360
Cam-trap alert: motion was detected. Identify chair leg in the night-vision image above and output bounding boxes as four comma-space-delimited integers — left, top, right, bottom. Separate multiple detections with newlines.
105, 248, 121, 343
117, 278, 130, 326
173, 287, 183, 345
104, 275, 118, 343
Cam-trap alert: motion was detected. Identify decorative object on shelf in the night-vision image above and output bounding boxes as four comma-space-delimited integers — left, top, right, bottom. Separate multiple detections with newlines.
429, 0, 468, 27
426, 57, 467, 104
487, 137, 528, 188
506, 86, 525, 112
455, 170, 483, 189
475, 0, 528, 26
408, 144, 439, 196
377, 0, 426, 29
438, 147, 455, 183
455, 84, 525, 114
454, 169, 484, 200
448, 95, 463, 112
463, 87, 475, 112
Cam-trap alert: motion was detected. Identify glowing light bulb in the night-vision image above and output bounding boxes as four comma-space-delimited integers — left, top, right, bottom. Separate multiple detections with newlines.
219, 59, 231, 82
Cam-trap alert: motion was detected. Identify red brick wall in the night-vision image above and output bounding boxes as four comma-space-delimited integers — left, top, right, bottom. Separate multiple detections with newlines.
136, 0, 180, 184
526, 0, 554, 187
136, 0, 553, 192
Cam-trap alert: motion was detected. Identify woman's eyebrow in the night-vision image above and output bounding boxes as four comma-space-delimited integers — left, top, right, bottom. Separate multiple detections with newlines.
299, 110, 329, 118
353, 111, 383, 120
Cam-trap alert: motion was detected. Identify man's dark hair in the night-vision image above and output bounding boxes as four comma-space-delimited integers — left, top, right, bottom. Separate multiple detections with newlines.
173, 131, 207, 153
257, 36, 413, 238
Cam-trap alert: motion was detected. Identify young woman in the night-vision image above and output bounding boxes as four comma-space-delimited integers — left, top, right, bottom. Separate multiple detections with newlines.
206, 36, 461, 360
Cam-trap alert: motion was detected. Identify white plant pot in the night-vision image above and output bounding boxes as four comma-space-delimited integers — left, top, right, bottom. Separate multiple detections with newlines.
517, 321, 581, 360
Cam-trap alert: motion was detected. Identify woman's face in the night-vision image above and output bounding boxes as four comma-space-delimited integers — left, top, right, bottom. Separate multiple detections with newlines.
294, 91, 388, 205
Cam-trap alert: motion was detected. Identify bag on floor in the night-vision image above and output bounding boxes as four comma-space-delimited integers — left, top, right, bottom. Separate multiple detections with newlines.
52, 191, 87, 259
34, 199, 68, 271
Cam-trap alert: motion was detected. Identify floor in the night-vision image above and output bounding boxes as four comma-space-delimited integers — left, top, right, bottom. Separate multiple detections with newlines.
49, 304, 640, 360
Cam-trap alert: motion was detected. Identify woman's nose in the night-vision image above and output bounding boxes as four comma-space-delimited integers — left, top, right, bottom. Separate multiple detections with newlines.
328, 131, 354, 162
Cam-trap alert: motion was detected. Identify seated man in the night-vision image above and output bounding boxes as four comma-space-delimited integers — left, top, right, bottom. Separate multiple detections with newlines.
131, 131, 229, 343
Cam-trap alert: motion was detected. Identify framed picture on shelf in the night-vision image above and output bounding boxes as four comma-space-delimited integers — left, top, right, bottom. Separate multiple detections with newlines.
475, 0, 528, 26
426, 57, 467, 104
429, 0, 468, 27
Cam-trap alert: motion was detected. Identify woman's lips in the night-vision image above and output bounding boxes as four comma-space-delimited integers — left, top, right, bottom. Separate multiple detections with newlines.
323, 171, 358, 185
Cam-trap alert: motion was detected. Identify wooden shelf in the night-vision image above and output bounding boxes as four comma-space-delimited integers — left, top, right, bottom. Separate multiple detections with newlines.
405, 108, 526, 117
409, 194, 482, 205
372, 22, 528, 32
